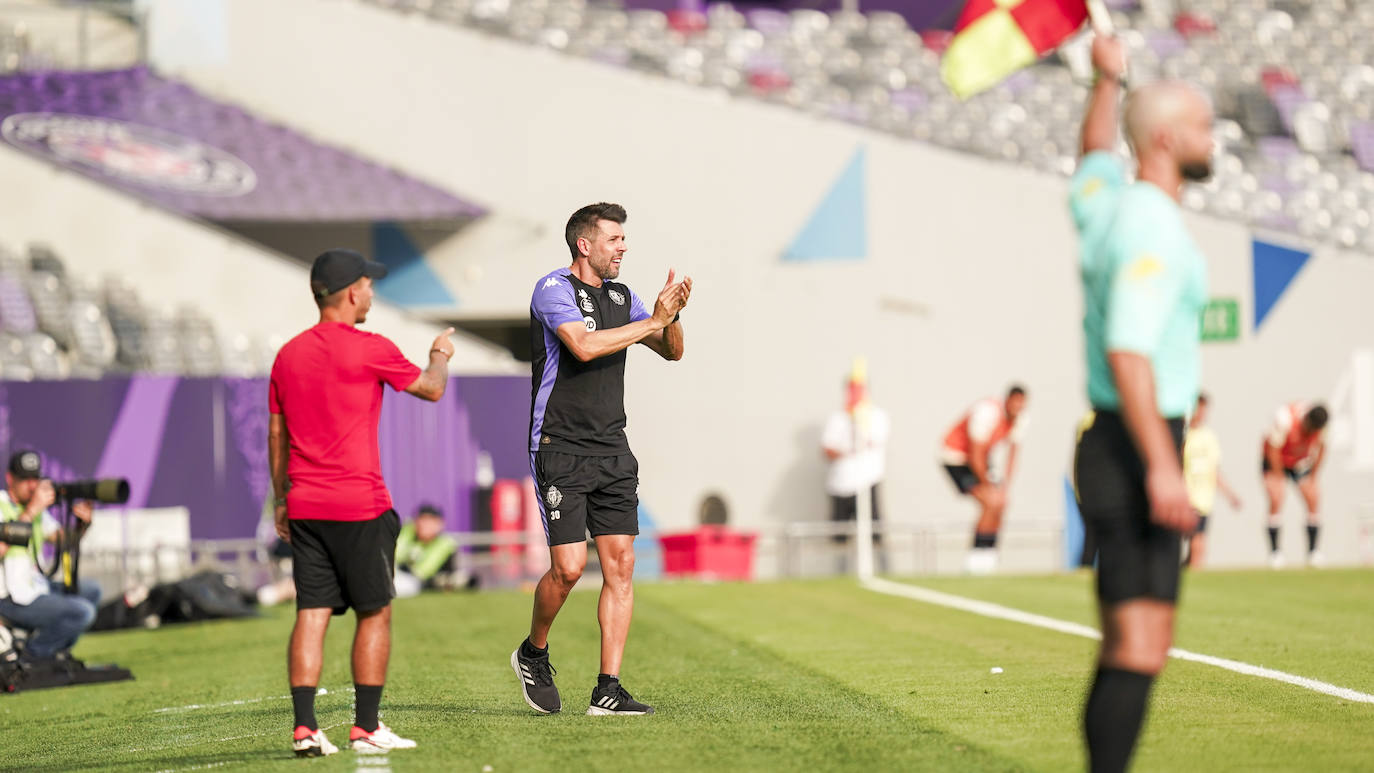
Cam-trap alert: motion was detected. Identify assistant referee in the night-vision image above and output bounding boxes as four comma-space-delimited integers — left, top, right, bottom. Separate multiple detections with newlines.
269, 249, 454, 757
1070, 35, 1214, 773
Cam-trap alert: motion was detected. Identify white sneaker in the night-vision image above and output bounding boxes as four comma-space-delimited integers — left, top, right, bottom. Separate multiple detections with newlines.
965, 549, 998, 575
292, 728, 338, 758
1269, 552, 1285, 570
350, 723, 417, 753
1308, 550, 1327, 568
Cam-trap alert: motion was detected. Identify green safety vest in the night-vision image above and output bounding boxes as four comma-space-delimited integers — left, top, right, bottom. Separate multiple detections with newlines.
0, 495, 44, 568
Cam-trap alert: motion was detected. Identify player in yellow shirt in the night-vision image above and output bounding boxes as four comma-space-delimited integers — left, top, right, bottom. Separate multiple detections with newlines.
1182, 393, 1241, 567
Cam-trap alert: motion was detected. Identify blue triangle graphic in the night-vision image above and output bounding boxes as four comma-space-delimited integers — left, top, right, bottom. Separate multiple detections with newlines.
370, 221, 458, 307
1252, 239, 1310, 331
783, 147, 867, 261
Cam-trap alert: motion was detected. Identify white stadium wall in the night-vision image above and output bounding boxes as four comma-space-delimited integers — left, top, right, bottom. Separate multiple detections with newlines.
0, 147, 522, 374
146, 0, 1374, 569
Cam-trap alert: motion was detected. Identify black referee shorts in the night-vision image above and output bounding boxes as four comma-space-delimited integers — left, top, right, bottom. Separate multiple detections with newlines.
1074, 410, 1187, 605
532, 450, 639, 547
290, 509, 400, 615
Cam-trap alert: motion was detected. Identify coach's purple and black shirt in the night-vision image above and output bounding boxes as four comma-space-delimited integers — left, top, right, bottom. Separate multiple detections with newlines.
528, 267, 650, 457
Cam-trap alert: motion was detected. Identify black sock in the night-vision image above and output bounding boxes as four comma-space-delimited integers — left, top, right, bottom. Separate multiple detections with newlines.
354, 684, 383, 733
1307, 524, 1319, 553
520, 637, 548, 659
597, 673, 618, 688
973, 532, 997, 549
1084, 667, 1155, 773
291, 686, 317, 731
1267, 526, 1280, 553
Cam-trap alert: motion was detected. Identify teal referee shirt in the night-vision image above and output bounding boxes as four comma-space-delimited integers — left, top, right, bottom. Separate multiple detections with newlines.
1069, 152, 1208, 418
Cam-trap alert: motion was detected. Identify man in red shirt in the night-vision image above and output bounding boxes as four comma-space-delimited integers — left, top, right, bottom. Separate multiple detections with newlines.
1261, 401, 1328, 568
269, 249, 453, 757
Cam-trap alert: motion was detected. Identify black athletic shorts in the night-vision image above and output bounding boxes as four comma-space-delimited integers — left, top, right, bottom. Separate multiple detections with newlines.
1074, 410, 1186, 605
829, 485, 882, 543
1195, 513, 1209, 534
1261, 456, 1311, 482
944, 464, 980, 495
291, 509, 400, 615
532, 451, 639, 547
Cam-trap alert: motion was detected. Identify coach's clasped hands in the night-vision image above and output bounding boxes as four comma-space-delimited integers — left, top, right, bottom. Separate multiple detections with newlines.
652, 269, 692, 327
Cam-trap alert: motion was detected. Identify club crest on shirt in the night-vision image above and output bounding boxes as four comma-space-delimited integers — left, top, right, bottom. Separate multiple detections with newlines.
584, 316, 596, 331
578, 288, 595, 313
608, 289, 625, 306
546, 486, 563, 507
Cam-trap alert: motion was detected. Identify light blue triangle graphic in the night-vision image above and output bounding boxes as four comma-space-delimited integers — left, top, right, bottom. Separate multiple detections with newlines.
370, 221, 457, 307
783, 147, 867, 261
1252, 238, 1310, 331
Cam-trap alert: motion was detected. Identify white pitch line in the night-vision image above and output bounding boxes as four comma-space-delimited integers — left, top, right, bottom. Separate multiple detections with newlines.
153, 686, 349, 714
862, 577, 1374, 705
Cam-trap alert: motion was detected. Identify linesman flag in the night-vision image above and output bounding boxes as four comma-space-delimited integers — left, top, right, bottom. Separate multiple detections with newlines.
940, 0, 1090, 99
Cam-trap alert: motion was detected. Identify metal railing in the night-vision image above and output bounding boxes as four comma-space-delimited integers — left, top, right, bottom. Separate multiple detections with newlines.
69, 517, 1070, 600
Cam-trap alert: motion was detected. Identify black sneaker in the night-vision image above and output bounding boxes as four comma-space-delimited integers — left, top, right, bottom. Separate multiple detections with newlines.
511, 645, 561, 714
586, 679, 655, 716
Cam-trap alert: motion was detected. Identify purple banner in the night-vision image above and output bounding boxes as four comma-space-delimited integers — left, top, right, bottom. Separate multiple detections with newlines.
0, 375, 528, 540
0, 67, 485, 223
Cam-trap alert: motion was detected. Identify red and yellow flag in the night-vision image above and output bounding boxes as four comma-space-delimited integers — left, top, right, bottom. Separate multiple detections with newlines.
940, 0, 1089, 99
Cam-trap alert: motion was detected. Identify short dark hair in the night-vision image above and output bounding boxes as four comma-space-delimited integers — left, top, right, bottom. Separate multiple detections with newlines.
416, 504, 442, 519
312, 282, 347, 309
565, 203, 627, 258
1197, 392, 1210, 406
1007, 384, 1027, 399
1305, 404, 1329, 430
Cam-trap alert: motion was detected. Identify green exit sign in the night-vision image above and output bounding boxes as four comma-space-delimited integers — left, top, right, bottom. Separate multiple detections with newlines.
1201, 298, 1240, 342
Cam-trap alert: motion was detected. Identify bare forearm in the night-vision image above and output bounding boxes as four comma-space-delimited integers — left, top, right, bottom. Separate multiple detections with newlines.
1109, 353, 1180, 472
660, 319, 684, 360
1218, 473, 1240, 501
1004, 447, 1019, 487
566, 318, 665, 362
969, 448, 991, 484
413, 354, 450, 401
268, 414, 290, 499
1264, 443, 1284, 471
642, 319, 685, 361
1080, 78, 1121, 155
268, 436, 289, 499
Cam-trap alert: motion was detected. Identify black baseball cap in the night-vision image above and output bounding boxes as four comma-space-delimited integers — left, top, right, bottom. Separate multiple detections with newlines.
310, 249, 388, 299
7, 450, 42, 480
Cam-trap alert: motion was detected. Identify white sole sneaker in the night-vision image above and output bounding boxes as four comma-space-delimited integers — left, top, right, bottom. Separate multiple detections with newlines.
586, 705, 652, 716
292, 731, 338, 757
350, 723, 416, 753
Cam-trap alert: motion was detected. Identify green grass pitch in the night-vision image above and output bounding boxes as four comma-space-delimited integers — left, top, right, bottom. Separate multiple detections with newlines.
3, 569, 1371, 771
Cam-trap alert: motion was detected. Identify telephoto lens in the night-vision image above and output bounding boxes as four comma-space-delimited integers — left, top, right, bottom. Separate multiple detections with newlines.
53, 479, 130, 505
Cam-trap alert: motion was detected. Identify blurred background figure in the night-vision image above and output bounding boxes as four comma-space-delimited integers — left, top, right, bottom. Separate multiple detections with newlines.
0, 451, 100, 661
393, 504, 461, 598
1262, 401, 1329, 568
822, 364, 889, 573
1182, 393, 1242, 568
940, 385, 1029, 574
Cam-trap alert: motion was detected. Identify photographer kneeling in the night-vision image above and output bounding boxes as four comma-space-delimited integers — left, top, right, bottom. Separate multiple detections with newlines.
0, 451, 101, 661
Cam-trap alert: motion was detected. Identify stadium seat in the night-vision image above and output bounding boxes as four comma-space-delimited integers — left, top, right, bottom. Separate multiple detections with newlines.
359, 0, 1374, 252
